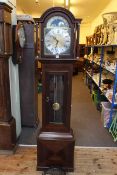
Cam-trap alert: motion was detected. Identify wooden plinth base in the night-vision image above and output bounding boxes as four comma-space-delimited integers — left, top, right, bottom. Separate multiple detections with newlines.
37, 130, 75, 172
0, 117, 16, 151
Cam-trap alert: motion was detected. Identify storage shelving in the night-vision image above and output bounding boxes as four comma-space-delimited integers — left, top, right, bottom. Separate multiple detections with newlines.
85, 44, 117, 129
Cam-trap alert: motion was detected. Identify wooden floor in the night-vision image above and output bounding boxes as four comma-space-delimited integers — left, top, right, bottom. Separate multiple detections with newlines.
0, 146, 117, 175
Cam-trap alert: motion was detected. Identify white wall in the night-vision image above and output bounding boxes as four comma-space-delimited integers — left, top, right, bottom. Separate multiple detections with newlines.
91, 0, 117, 34
0, 0, 21, 137
80, 0, 117, 43
80, 23, 91, 44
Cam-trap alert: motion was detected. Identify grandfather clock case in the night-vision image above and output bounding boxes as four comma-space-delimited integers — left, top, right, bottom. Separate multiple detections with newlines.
37, 7, 81, 172
0, 3, 16, 151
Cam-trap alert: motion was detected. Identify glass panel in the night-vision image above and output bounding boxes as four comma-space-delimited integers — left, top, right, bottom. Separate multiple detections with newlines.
0, 24, 4, 54
48, 74, 64, 124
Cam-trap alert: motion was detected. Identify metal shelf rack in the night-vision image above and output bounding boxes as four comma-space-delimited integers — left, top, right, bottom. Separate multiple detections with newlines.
85, 44, 117, 128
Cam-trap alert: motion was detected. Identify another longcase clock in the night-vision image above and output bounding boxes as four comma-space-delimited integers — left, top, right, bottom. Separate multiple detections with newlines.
0, 3, 16, 151
37, 7, 81, 172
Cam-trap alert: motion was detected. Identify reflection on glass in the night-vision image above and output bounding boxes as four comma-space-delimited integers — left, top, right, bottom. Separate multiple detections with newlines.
49, 74, 64, 124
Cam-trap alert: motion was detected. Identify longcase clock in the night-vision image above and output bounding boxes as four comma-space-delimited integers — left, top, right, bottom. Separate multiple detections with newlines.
0, 3, 16, 151
37, 7, 81, 173
12, 16, 38, 127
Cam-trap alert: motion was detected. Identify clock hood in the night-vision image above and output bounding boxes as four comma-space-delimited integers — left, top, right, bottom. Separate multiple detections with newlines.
39, 6, 79, 24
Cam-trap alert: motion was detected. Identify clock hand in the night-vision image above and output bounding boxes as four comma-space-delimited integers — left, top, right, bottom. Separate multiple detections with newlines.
52, 35, 59, 53
55, 39, 59, 48
52, 35, 58, 45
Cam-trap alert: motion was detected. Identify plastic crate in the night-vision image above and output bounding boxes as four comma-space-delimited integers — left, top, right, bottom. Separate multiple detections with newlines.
101, 102, 117, 128
93, 90, 99, 106
93, 90, 107, 106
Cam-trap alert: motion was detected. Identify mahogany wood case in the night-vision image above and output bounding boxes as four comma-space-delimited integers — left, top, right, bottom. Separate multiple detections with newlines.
0, 3, 16, 151
37, 7, 81, 171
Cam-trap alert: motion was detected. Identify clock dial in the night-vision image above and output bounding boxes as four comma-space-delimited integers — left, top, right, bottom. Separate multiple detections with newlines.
17, 25, 26, 48
44, 15, 72, 56
44, 28, 71, 55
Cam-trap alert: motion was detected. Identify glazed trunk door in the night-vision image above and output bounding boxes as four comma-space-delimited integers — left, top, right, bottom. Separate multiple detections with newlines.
46, 73, 65, 124
43, 70, 71, 132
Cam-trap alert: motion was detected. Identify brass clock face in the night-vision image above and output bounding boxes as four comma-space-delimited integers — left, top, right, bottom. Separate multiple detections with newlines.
17, 24, 26, 48
44, 16, 71, 56
44, 28, 71, 55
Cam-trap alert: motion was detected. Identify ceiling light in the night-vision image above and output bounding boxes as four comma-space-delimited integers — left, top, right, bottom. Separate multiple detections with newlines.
35, 0, 39, 4
65, 0, 70, 9
66, 0, 69, 6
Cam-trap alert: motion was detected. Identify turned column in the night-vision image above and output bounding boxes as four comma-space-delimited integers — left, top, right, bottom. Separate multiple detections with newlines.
0, 3, 16, 151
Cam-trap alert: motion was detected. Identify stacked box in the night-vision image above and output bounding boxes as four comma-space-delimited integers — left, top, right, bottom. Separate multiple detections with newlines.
101, 102, 117, 128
